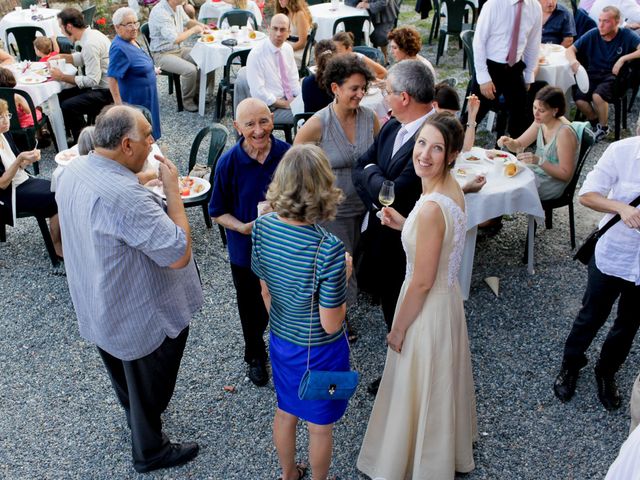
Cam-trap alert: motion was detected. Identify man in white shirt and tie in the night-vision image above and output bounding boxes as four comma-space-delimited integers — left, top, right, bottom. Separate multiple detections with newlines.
471, 0, 542, 137
245, 14, 300, 136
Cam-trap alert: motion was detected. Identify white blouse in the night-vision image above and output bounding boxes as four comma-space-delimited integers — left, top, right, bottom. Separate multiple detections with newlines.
0, 133, 29, 223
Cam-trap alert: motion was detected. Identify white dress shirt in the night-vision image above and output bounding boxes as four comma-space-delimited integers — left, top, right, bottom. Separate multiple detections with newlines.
246, 40, 300, 107
578, 136, 640, 285
605, 421, 640, 480
589, 0, 640, 24
473, 0, 543, 84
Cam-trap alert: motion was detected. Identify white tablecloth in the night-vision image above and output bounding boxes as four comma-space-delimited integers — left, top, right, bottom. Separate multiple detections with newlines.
454, 147, 545, 299
198, 0, 263, 26
0, 8, 62, 45
6, 61, 77, 151
536, 44, 575, 93
189, 34, 265, 115
290, 85, 387, 120
310, 3, 371, 42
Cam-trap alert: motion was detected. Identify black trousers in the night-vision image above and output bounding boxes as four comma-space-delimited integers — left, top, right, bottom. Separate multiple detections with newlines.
471, 60, 531, 138
58, 87, 113, 142
97, 327, 189, 471
562, 257, 640, 376
230, 263, 269, 364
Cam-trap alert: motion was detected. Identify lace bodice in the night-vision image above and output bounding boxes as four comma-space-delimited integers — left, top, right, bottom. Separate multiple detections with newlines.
401, 192, 466, 288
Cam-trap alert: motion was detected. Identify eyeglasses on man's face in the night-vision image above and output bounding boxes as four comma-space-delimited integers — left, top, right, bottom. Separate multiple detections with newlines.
120, 21, 140, 29
0, 113, 13, 120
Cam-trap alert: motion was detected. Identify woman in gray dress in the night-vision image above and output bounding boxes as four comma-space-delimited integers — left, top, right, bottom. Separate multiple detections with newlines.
295, 54, 380, 309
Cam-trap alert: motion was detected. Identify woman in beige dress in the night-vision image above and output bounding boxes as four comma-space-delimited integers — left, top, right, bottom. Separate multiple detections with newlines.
357, 112, 477, 480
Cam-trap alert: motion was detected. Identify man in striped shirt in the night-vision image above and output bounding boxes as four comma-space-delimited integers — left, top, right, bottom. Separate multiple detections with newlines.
56, 105, 203, 473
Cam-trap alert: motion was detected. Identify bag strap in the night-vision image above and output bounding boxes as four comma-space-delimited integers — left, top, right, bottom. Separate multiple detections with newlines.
305, 233, 354, 372
596, 193, 640, 239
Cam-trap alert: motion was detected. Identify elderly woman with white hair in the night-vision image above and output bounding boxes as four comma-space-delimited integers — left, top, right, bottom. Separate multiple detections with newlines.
107, 7, 161, 139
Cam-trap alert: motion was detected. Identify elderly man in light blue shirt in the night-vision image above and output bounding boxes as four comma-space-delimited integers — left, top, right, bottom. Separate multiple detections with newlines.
149, 0, 206, 111
56, 105, 203, 473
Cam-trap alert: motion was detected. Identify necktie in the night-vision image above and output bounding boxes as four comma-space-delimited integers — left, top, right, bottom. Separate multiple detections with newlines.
276, 49, 293, 101
506, 0, 524, 67
392, 126, 408, 157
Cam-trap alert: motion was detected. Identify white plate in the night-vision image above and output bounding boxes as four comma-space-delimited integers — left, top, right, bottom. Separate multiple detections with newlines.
55, 146, 79, 166
149, 176, 211, 200
199, 34, 216, 43
19, 74, 47, 84
575, 65, 589, 94
454, 165, 483, 178
484, 149, 517, 163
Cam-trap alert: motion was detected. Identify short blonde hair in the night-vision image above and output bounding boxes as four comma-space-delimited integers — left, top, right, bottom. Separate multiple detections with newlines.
0, 99, 8, 115
267, 144, 343, 224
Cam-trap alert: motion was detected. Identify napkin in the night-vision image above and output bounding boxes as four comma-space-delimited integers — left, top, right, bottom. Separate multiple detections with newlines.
503, 161, 523, 178
484, 277, 499, 297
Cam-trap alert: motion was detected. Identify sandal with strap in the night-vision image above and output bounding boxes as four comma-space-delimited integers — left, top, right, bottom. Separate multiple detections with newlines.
277, 463, 308, 480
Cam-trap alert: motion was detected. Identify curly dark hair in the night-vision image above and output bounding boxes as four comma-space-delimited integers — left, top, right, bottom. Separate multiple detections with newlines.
322, 54, 375, 94
314, 39, 337, 93
387, 27, 422, 57
421, 112, 465, 171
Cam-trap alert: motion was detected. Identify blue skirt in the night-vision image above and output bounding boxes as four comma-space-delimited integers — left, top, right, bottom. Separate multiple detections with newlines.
270, 332, 350, 425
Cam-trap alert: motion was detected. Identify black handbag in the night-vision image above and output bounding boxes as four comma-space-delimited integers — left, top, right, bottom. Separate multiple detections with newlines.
573, 194, 640, 265
298, 234, 359, 401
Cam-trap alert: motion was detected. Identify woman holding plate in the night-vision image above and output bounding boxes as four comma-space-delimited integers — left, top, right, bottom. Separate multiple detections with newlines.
107, 7, 161, 140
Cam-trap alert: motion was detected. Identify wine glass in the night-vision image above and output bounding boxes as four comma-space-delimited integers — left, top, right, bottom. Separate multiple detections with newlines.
376, 180, 395, 219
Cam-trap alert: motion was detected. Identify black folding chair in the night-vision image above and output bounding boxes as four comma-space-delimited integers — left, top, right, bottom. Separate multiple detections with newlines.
1, 212, 60, 267
82, 5, 96, 27
184, 123, 229, 242
332, 15, 370, 46
0, 87, 59, 174
299, 23, 318, 78
5, 26, 46, 62
140, 23, 184, 112
219, 9, 259, 30
214, 49, 250, 121
435, 0, 477, 66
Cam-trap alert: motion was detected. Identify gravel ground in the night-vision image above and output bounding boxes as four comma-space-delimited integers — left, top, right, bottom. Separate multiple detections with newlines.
1, 14, 639, 479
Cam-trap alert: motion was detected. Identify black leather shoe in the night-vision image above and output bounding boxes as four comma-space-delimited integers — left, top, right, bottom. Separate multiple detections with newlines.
553, 368, 579, 402
135, 442, 200, 473
248, 358, 269, 387
595, 366, 621, 411
368, 377, 381, 396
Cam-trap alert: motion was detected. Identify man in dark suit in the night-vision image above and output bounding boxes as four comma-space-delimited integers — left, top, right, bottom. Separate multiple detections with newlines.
353, 60, 435, 334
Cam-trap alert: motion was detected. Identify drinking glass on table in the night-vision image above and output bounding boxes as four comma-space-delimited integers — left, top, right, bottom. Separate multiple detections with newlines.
376, 180, 395, 219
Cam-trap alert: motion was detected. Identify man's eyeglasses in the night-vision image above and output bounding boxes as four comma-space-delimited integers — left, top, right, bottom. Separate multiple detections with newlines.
120, 21, 140, 29
0, 113, 13, 120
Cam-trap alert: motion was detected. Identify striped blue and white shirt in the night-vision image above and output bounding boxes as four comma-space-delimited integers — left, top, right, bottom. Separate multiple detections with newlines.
56, 153, 203, 361
251, 213, 347, 346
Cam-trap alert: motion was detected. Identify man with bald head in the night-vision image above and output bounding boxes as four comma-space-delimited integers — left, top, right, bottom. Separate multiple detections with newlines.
245, 13, 300, 130
56, 105, 202, 473
209, 98, 290, 386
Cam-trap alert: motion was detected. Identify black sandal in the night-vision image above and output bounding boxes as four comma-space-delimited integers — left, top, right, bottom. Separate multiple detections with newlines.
277, 463, 307, 480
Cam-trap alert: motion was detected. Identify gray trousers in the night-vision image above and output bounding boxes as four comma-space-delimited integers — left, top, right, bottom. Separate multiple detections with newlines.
155, 47, 198, 104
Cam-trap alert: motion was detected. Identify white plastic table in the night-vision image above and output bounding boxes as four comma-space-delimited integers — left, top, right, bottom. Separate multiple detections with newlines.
309, 2, 371, 42
454, 147, 545, 300
7, 61, 77, 151
0, 8, 62, 47
189, 32, 266, 116
536, 44, 576, 93
197, 0, 263, 26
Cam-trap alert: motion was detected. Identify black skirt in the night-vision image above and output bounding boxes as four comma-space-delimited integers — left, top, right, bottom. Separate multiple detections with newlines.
15, 177, 57, 218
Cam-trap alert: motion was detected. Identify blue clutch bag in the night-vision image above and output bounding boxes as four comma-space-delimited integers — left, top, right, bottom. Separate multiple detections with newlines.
298, 369, 359, 401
